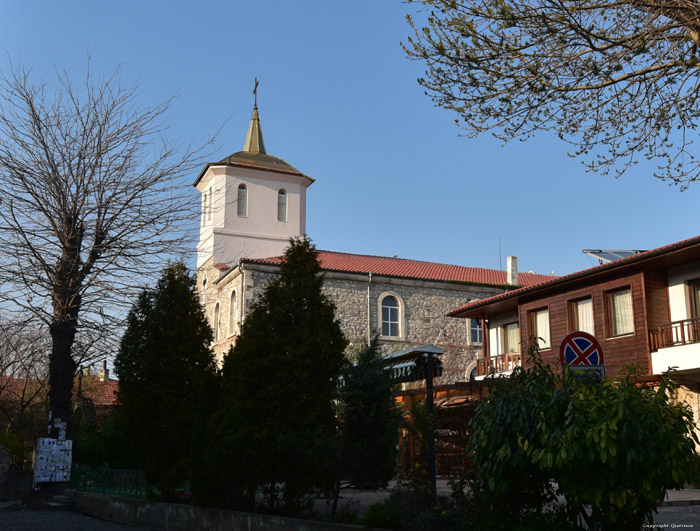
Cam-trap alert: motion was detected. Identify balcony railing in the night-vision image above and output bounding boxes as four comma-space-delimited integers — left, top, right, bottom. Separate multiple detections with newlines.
650, 318, 700, 352
476, 352, 521, 377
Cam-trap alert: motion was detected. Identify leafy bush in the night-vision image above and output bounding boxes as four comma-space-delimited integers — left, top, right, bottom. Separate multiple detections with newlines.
469, 346, 700, 529
362, 502, 400, 528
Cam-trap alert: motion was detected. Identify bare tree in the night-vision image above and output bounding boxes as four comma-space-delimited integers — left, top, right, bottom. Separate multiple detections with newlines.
0, 317, 50, 463
405, 0, 700, 188
0, 62, 210, 437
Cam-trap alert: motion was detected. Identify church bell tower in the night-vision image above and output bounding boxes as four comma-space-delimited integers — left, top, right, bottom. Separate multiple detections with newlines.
193, 86, 314, 271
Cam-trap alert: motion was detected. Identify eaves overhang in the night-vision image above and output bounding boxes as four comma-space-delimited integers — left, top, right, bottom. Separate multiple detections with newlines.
448, 234, 700, 319
193, 157, 314, 187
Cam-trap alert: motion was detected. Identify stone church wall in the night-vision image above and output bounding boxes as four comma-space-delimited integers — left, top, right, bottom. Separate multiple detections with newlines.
200, 260, 505, 385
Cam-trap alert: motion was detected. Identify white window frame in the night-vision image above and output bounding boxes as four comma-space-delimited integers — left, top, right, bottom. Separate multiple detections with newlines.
468, 318, 483, 345
378, 292, 404, 340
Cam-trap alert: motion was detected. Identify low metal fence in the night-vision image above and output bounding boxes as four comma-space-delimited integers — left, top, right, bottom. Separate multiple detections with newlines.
71, 467, 147, 498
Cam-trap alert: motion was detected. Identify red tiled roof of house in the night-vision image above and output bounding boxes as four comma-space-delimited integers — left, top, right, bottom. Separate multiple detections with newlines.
0, 375, 119, 408
81, 377, 119, 407
245, 250, 556, 287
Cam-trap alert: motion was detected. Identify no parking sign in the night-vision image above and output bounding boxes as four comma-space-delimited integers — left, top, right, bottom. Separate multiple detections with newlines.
559, 331, 605, 378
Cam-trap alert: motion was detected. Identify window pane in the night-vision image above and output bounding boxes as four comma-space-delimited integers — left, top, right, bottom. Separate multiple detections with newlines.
532, 309, 550, 349
504, 323, 520, 353
229, 291, 237, 335
214, 303, 220, 342
382, 296, 399, 337
573, 298, 594, 334
692, 279, 700, 318
277, 189, 287, 222
470, 319, 482, 343
237, 185, 247, 217
610, 289, 633, 336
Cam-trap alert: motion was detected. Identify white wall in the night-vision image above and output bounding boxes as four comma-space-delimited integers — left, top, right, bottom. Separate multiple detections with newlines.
196, 165, 309, 268
667, 260, 700, 321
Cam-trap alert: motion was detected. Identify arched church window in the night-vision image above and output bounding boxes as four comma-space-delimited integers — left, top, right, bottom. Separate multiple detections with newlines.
381, 296, 400, 337
228, 290, 237, 336
237, 184, 247, 218
214, 302, 220, 342
277, 189, 287, 222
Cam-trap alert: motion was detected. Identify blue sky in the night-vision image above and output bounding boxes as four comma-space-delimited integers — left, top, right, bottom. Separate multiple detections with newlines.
1, 1, 697, 277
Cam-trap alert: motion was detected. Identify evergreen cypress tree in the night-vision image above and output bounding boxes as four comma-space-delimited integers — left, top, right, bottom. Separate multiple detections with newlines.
210, 237, 347, 514
114, 262, 217, 499
339, 337, 400, 489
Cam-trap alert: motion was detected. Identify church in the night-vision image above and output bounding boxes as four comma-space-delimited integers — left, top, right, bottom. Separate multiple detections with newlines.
194, 98, 554, 384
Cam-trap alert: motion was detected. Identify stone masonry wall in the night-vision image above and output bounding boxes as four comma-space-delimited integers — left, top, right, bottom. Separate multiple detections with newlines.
199, 261, 505, 385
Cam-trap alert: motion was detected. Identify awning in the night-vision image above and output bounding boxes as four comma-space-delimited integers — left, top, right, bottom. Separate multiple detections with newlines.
380, 344, 444, 383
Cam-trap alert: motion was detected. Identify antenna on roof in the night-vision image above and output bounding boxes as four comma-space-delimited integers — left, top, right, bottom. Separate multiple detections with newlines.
499, 236, 502, 270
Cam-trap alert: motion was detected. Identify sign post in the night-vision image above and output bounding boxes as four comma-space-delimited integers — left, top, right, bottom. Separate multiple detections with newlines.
559, 331, 606, 379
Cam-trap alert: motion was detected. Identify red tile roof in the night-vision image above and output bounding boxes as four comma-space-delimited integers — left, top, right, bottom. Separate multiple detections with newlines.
0, 375, 119, 408
245, 250, 556, 287
81, 377, 119, 407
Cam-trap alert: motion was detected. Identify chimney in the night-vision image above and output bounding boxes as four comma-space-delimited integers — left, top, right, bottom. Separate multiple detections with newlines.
507, 256, 518, 285
101, 360, 110, 382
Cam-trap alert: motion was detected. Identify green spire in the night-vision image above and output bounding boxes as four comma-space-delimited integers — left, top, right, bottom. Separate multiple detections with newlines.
243, 78, 266, 154
243, 105, 266, 154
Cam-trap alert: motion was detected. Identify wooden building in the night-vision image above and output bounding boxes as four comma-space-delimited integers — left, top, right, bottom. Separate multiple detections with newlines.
449, 235, 700, 424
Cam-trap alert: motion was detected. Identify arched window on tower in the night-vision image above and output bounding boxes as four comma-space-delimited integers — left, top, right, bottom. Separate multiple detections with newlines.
228, 290, 237, 336
214, 302, 220, 342
277, 189, 287, 222
237, 184, 248, 218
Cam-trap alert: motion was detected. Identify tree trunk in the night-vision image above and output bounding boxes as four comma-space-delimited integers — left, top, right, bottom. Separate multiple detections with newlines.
48, 318, 77, 438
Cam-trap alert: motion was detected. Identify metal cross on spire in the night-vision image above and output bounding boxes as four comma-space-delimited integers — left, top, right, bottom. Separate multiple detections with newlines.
253, 77, 259, 107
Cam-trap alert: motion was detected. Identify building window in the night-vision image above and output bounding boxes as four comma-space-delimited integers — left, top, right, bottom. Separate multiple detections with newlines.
214, 302, 221, 342
690, 279, 700, 318
228, 290, 237, 336
503, 322, 520, 353
201, 276, 207, 305
530, 308, 550, 349
202, 187, 213, 223
381, 296, 400, 337
470, 319, 482, 344
237, 184, 247, 217
277, 189, 287, 222
570, 297, 594, 334
607, 287, 634, 337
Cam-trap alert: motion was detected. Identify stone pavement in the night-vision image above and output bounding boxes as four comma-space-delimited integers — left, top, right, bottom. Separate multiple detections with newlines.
1, 484, 700, 529
0, 507, 141, 530
323, 481, 700, 527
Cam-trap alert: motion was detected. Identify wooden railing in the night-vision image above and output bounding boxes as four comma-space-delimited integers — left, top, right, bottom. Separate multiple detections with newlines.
650, 318, 700, 352
476, 353, 521, 376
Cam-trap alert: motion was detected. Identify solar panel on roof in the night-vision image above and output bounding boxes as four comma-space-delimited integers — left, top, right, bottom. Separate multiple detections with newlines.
582, 249, 646, 264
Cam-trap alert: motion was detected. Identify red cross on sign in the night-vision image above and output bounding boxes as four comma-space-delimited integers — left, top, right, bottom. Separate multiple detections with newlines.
559, 331, 605, 367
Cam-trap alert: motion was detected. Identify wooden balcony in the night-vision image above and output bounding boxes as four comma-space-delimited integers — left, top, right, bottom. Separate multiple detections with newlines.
476, 353, 521, 377
650, 318, 700, 352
